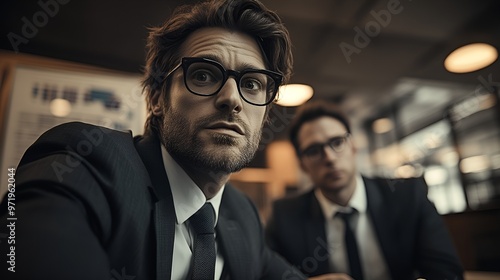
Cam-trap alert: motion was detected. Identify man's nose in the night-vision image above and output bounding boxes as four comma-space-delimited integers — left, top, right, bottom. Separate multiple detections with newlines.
214, 77, 243, 113
322, 145, 339, 162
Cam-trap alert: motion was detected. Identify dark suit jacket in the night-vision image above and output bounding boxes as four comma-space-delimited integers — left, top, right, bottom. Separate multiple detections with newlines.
266, 177, 464, 280
0, 122, 304, 280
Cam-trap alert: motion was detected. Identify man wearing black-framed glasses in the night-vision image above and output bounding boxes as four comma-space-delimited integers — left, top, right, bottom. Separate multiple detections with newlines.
164, 57, 282, 106
0, 0, 309, 279
299, 132, 351, 162
266, 100, 464, 280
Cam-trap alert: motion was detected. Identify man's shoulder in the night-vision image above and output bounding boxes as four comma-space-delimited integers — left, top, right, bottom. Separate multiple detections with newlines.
364, 176, 428, 204
23, 122, 136, 160
364, 176, 426, 191
38, 121, 133, 144
17, 121, 146, 186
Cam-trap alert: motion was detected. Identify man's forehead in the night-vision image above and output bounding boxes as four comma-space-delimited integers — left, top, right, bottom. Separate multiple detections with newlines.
298, 117, 347, 144
179, 27, 265, 69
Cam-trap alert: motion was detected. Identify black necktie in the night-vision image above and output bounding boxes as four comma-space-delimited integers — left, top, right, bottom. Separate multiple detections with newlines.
190, 203, 216, 280
337, 210, 364, 280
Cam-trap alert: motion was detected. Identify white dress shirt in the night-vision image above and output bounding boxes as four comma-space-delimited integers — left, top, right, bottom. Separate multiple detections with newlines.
161, 145, 225, 280
315, 175, 391, 280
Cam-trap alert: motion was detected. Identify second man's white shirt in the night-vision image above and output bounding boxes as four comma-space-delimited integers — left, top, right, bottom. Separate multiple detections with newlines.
315, 175, 391, 280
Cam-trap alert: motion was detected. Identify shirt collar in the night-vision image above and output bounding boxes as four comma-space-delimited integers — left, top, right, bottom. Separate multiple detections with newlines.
161, 145, 224, 225
315, 174, 367, 218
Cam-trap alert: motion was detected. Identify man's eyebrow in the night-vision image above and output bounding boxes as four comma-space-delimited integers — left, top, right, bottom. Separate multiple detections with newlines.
238, 61, 265, 70
303, 135, 346, 149
197, 54, 220, 62
328, 135, 345, 141
303, 141, 324, 150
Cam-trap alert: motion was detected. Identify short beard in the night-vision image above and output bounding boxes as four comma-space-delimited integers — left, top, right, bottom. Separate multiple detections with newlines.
159, 105, 262, 174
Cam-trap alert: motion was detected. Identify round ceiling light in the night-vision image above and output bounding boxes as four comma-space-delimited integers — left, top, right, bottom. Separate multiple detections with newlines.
372, 118, 394, 134
444, 43, 498, 73
275, 84, 314, 107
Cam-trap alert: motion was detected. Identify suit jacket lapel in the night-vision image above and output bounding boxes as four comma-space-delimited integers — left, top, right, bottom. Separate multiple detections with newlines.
135, 133, 176, 280
305, 190, 330, 275
364, 177, 397, 278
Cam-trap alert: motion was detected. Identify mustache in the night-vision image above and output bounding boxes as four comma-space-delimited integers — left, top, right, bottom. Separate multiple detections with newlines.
195, 113, 250, 134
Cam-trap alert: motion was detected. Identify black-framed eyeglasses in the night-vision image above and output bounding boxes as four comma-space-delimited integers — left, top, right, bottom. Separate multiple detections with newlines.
300, 133, 351, 161
164, 57, 283, 106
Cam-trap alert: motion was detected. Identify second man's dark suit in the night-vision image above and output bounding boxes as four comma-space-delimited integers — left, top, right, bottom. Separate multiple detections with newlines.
0, 122, 303, 280
266, 177, 464, 280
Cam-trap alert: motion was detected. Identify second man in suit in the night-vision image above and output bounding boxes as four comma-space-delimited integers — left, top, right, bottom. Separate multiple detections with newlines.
266, 100, 464, 280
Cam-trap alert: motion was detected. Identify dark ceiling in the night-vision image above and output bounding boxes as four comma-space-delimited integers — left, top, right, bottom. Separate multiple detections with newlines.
2, 0, 500, 127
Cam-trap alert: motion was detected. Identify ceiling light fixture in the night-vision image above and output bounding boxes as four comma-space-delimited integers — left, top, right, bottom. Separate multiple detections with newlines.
444, 43, 498, 73
372, 117, 394, 134
460, 155, 490, 173
275, 84, 314, 107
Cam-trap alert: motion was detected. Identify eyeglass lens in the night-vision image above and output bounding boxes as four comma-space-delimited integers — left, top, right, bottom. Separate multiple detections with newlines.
302, 135, 348, 159
185, 61, 276, 105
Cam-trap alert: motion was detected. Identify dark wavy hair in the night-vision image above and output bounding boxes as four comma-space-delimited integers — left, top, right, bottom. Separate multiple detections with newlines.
141, 0, 293, 134
289, 100, 352, 155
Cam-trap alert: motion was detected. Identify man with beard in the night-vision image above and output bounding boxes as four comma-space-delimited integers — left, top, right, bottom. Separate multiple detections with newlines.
0, 0, 309, 279
265, 100, 464, 280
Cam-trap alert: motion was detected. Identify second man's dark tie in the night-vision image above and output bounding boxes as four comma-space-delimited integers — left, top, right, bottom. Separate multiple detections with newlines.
337, 210, 364, 280
190, 203, 216, 280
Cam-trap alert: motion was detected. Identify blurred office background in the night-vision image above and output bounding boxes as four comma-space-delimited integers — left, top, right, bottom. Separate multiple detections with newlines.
1, 0, 499, 277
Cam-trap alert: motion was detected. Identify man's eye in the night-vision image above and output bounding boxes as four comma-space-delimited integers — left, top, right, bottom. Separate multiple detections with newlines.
305, 145, 321, 155
191, 70, 215, 83
242, 79, 262, 90
331, 139, 343, 148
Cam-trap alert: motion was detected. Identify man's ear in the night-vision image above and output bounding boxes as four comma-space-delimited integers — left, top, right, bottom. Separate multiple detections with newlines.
351, 140, 357, 155
150, 91, 163, 116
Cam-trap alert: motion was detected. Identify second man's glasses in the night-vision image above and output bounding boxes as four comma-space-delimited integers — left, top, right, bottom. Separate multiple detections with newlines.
300, 133, 351, 161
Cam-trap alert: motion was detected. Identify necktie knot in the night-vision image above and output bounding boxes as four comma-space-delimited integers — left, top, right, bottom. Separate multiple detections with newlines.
190, 203, 215, 234
336, 210, 355, 219
336, 210, 357, 227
